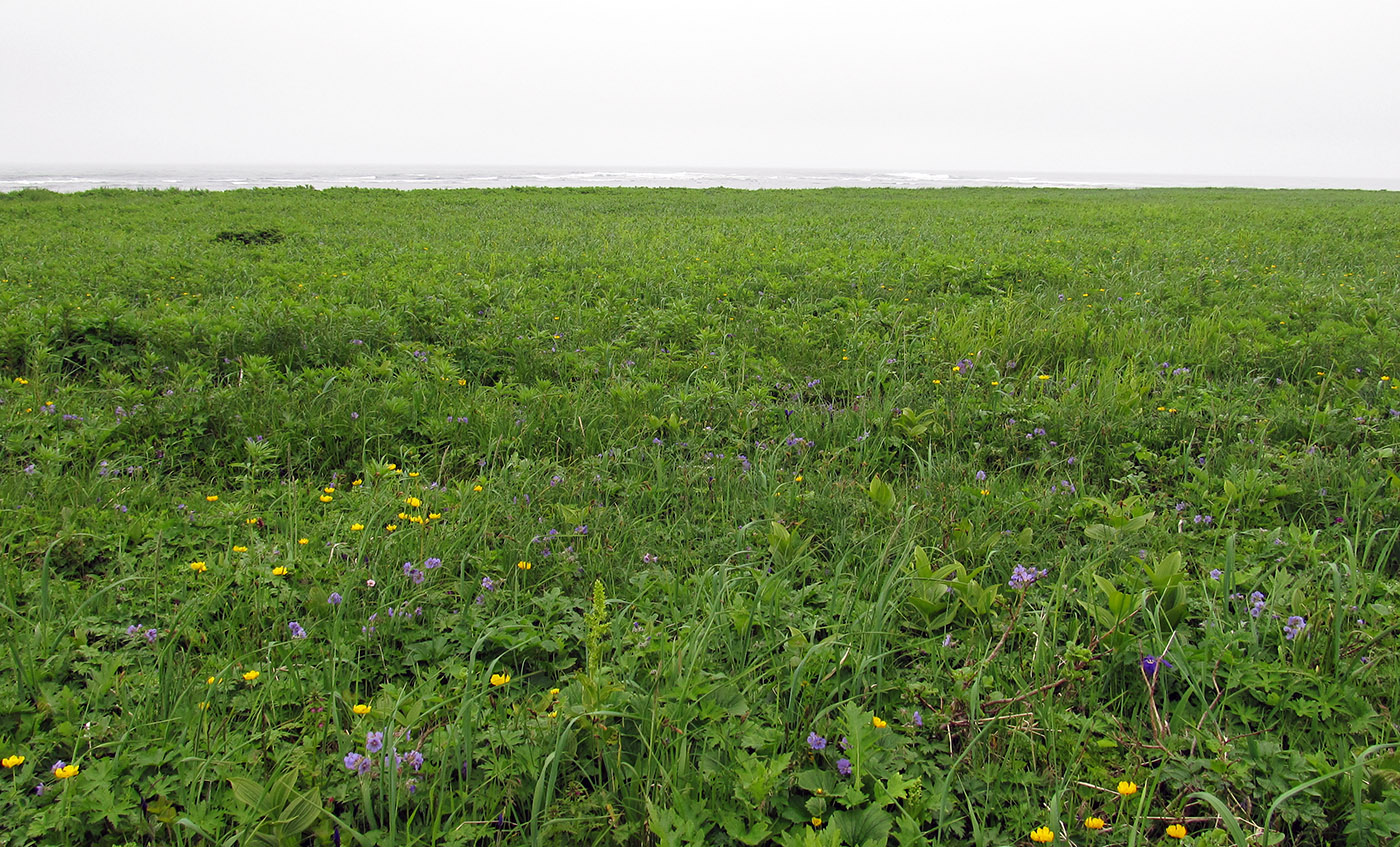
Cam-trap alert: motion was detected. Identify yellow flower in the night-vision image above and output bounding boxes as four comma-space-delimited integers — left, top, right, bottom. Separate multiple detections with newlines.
246, 517, 259, 524
794, 475, 803, 482
405, 497, 422, 508
243, 670, 260, 681
232, 545, 248, 553
206, 676, 216, 684
206, 495, 218, 502
517, 560, 532, 570
1038, 375, 1051, 381
1117, 781, 1138, 797
351, 523, 364, 531
428, 512, 441, 520
490, 673, 511, 686
323, 486, 335, 493
272, 566, 289, 576
473, 484, 483, 492
352, 479, 362, 486
1085, 817, 1105, 830
2, 755, 24, 768
53, 764, 79, 779
386, 463, 397, 471
398, 512, 408, 520
549, 688, 561, 696
198, 701, 210, 710
458, 379, 467, 386
352, 704, 371, 715
1030, 826, 1054, 843
385, 524, 397, 532
408, 472, 419, 478
872, 716, 887, 728
320, 495, 333, 502
1165, 824, 1186, 839
811, 816, 823, 828
189, 561, 208, 573
298, 538, 308, 545
13, 377, 27, 385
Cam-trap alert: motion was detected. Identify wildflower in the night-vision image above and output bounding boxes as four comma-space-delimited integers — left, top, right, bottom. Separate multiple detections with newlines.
1008, 564, 1048, 589
351, 523, 364, 531
1283, 615, 1307, 640
481, 576, 496, 591
405, 497, 422, 508
1209, 568, 1222, 581
404, 750, 424, 771
243, 670, 260, 681
975, 470, 986, 481
1249, 591, 1266, 618
1165, 824, 1186, 839
366, 732, 384, 754
1117, 781, 1138, 797
836, 758, 852, 775
811, 817, 823, 828
323, 486, 335, 494
385, 524, 397, 532
320, 495, 333, 503
473, 484, 483, 492
1085, 817, 1105, 830
872, 716, 887, 729
807, 732, 827, 751
328, 592, 343, 605
343, 752, 365, 772
297, 538, 308, 545
425, 557, 442, 568
912, 710, 923, 727
246, 517, 259, 524
206, 676, 216, 684
517, 560, 532, 570
52, 762, 79, 779
2, 755, 24, 768
288, 621, 307, 639
1038, 375, 1051, 381
145, 628, 158, 644
1030, 826, 1054, 843
206, 495, 218, 502
352, 704, 371, 715
409, 569, 425, 585
232, 545, 248, 553
1141, 655, 1173, 677
272, 566, 289, 576
197, 701, 209, 710
189, 560, 208, 573
490, 672, 511, 686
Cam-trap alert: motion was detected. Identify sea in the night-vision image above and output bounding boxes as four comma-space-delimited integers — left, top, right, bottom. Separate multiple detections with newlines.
1, 166, 1396, 193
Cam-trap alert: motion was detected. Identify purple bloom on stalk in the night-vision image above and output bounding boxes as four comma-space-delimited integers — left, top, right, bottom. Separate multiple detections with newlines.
807, 732, 827, 751
1007, 564, 1048, 590
481, 576, 495, 591
1141, 655, 1172, 677
328, 592, 343, 605
405, 750, 424, 771
145, 628, 158, 644
343, 752, 364, 771
410, 569, 425, 585
912, 711, 923, 727
424, 557, 442, 569
34, 782, 46, 795
127, 624, 141, 636
366, 732, 384, 754
289, 621, 307, 639
1283, 615, 1307, 640
837, 758, 852, 776
1209, 569, 1223, 581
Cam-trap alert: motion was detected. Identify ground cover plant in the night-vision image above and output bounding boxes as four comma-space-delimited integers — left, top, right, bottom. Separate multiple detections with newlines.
1, 185, 1399, 846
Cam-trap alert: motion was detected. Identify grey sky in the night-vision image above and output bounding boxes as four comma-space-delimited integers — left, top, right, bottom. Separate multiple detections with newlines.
3, 0, 1397, 177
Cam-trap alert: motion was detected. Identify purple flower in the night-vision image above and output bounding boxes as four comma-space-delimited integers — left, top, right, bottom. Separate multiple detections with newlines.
1209, 568, 1223, 581
366, 732, 384, 754
1250, 591, 1266, 618
837, 758, 852, 776
1141, 655, 1173, 677
807, 732, 827, 751
343, 752, 364, 771
410, 569, 425, 585
975, 470, 987, 481
1007, 564, 1048, 589
424, 557, 442, 569
1283, 615, 1307, 640
34, 782, 47, 795
328, 592, 343, 605
481, 576, 495, 591
350, 412, 359, 420
912, 711, 923, 727
126, 624, 141, 636
405, 750, 424, 771
289, 621, 307, 639
145, 628, 158, 644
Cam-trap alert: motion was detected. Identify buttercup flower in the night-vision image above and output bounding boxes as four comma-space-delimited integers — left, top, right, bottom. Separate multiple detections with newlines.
205, 495, 218, 502
243, 670, 260, 681
52, 762, 79, 779
2, 755, 24, 768
352, 703, 371, 715
517, 560, 532, 570
1117, 781, 1138, 797
811, 817, 823, 828
1085, 817, 1105, 830
272, 566, 289, 576
872, 716, 887, 728
490, 673, 511, 686
189, 560, 208, 573
1165, 824, 1186, 839
350, 523, 364, 531
232, 545, 248, 553
1030, 826, 1054, 843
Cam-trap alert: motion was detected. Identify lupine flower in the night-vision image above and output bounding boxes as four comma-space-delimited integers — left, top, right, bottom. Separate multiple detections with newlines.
366, 732, 384, 754
807, 732, 827, 751
1249, 592, 1266, 618
481, 576, 496, 591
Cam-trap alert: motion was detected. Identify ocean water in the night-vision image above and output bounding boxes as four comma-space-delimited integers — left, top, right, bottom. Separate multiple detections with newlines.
1, 166, 1396, 193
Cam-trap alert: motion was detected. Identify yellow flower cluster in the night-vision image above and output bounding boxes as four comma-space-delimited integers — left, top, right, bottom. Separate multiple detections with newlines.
189, 561, 208, 573
2, 755, 24, 768
1030, 826, 1054, 843
53, 763, 79, 779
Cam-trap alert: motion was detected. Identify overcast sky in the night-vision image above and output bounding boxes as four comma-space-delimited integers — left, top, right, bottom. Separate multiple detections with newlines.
3, 0, 1397, 177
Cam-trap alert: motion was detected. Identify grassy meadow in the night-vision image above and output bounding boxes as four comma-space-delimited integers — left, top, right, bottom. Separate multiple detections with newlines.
2, 185, 1399, 847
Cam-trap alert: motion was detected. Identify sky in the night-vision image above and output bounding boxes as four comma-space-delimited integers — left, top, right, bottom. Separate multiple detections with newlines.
3, 0, 1398, 178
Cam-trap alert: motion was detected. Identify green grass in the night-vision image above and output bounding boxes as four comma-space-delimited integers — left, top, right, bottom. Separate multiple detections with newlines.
1, 185, 1399, 846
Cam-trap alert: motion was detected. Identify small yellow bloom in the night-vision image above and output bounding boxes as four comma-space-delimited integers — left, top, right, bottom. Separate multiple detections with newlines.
352, 479, 362, 486
13, 377, 27, 385
206, 676, 216, 684
1038, 375, 1051, 381
1165, 824, 1186, 839
385, 524, 397, 532
189, 561, 208, 573
458, 379, 467, 385
1117, 781, 1138, 797
952, 365, 961, 372
232, 545, 248, 553
323, 486, 335, 494
386, 463, 397, 471
405, 497, 422, 508
272, 566, 289, 576
980, 488, 990, 496
408, 472, 419, 478
427, 512, 441, 520
53, 764, 79, 779
2, 755, 24, 768
320, 495, 333, 502
490, 673, 511, 686
352, 704, 371, 715
206, 495, 218, 502
1084, 817, 1105, 830
872, 716, 887, 728
351, 523, 364, 531
246, 517, 259, 524
548, 710, 558, 718
398, 512, 408, 520
473, 484, 483, 492
243, 670, 260, 681
932, 379, 941, 384
517, 560, 532, 570
811, 816, 823, 828
549, 687, 561, 696
794, 475, 803, 482
198, 701, 210, 710
298, 538, 308, 545
1030, 826, 1054, 843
